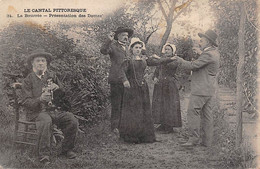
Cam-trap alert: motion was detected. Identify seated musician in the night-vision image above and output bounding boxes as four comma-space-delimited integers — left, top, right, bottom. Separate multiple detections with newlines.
22, 49, 78, 164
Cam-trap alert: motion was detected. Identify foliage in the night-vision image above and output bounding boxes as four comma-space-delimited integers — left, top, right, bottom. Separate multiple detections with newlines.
0, 22, 109, 127
127, 0, 159, 44
86, 7, 135, 44
212, 106, 256, 168
210, 0, 258, 114
87, 1, 158, 45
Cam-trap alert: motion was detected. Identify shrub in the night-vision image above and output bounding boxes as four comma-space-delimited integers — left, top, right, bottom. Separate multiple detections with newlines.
0, 22, 110, 127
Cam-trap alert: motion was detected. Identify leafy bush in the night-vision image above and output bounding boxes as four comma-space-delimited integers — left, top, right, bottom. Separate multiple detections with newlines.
0, 22, 110, 127
210, 0, 258, 115
212, 105, 256, 168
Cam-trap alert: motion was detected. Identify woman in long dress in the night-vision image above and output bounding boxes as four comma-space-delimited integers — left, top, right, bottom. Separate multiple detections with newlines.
152, 43, 182, 133
119, 38, 174, 143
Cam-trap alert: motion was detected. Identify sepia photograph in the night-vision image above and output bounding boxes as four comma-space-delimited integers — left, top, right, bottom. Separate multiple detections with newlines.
0, 0, 259, 168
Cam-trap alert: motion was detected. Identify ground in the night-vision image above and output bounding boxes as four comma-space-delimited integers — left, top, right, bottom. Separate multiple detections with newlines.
0, 86, 257, 169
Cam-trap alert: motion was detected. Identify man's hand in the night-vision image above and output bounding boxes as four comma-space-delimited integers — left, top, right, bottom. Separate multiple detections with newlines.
123, 80, 130, 88
192, 47, 202, 55
153, 77, 159, 83
40, 91, 52, 102
49, 83, 59, 91
171, 55, 184, 63
108, 31, 115, 41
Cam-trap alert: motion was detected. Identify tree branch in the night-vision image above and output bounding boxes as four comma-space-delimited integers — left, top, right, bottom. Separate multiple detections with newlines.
150, 17, 159, 32
151, 10, 159, 18
244, 3, 259, 31
242, 84, 259, 114
145, 27, 159, 44
157, 0, 168, 20
172, 0, 193, 22
163, 0, 170, 10
170, 0, 177, 11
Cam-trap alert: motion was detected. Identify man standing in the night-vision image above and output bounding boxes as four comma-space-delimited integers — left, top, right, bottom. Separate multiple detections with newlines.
100, 27, 133, 132
22, 49, 79, 164
173, 30, 220, 147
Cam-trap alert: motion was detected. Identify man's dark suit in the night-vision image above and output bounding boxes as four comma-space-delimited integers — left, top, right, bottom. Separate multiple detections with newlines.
100, 39, 128, 130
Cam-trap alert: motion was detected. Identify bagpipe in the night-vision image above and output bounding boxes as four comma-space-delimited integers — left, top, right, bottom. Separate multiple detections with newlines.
42, 79, 54, 106
41, 78, 71, 111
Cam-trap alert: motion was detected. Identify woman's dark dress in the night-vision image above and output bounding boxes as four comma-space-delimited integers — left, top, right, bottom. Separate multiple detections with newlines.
152, 56, 182, 129
119, 56, 172, 143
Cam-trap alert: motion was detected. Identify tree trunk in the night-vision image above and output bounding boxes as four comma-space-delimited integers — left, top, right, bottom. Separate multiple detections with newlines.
156, 0, 192, 52
236, 2, 246, 147
159, 19, 173, 52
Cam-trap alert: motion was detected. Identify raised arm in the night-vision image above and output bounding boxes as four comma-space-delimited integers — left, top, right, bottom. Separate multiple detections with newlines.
100, 39, 113, 55
100, 32, 114, 55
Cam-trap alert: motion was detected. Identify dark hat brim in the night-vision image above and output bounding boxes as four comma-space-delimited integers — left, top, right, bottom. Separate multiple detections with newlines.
27, 52, 52, 67
198, 33, 218, 47
114, 28, 134, 40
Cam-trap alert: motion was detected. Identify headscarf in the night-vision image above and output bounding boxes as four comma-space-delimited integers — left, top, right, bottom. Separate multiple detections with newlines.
161, 43, 176, 55
128, 37, 146, 51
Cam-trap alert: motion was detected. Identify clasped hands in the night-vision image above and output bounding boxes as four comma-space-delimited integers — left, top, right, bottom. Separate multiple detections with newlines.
123, 48, 202, 87
171, 47, 202, 62
170, 55, 183, 63
150, 54, 183, 63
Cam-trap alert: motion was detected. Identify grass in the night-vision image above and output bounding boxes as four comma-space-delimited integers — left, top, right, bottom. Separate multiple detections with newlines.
0, 112, 257, 169
0, 85, 257, 168
210, 107, 257, 168
0, 119, 118, 169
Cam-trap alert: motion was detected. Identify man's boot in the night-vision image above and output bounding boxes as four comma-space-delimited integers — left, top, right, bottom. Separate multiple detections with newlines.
180, 137, 200, 147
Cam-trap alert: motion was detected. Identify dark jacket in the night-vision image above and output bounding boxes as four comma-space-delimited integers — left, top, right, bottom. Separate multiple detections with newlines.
22, 70, 64, 120
100, 39, 128, 83
119, 55, 174, 83
153, 55, 179, 81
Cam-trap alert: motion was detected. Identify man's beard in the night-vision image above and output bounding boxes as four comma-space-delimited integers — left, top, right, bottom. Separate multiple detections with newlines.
37, 70, 43, 76
119, 38, 128, 44
33, 65, 47, 76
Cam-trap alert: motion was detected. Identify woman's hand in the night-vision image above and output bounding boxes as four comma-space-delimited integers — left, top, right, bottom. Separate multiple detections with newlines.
123, 80, 131, 88
151, 54, 160, 59
171, 55, 183, 62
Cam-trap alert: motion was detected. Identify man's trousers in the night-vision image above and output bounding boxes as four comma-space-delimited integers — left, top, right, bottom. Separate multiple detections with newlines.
110, 83, 124, 130
187, 95, 216, 146
35, 111, 78, 158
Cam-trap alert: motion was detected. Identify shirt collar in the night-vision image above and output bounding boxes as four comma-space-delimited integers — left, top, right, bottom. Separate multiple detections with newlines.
118, 41, 127, 51
204, 46, 214, 52
118, 41, 126, 46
